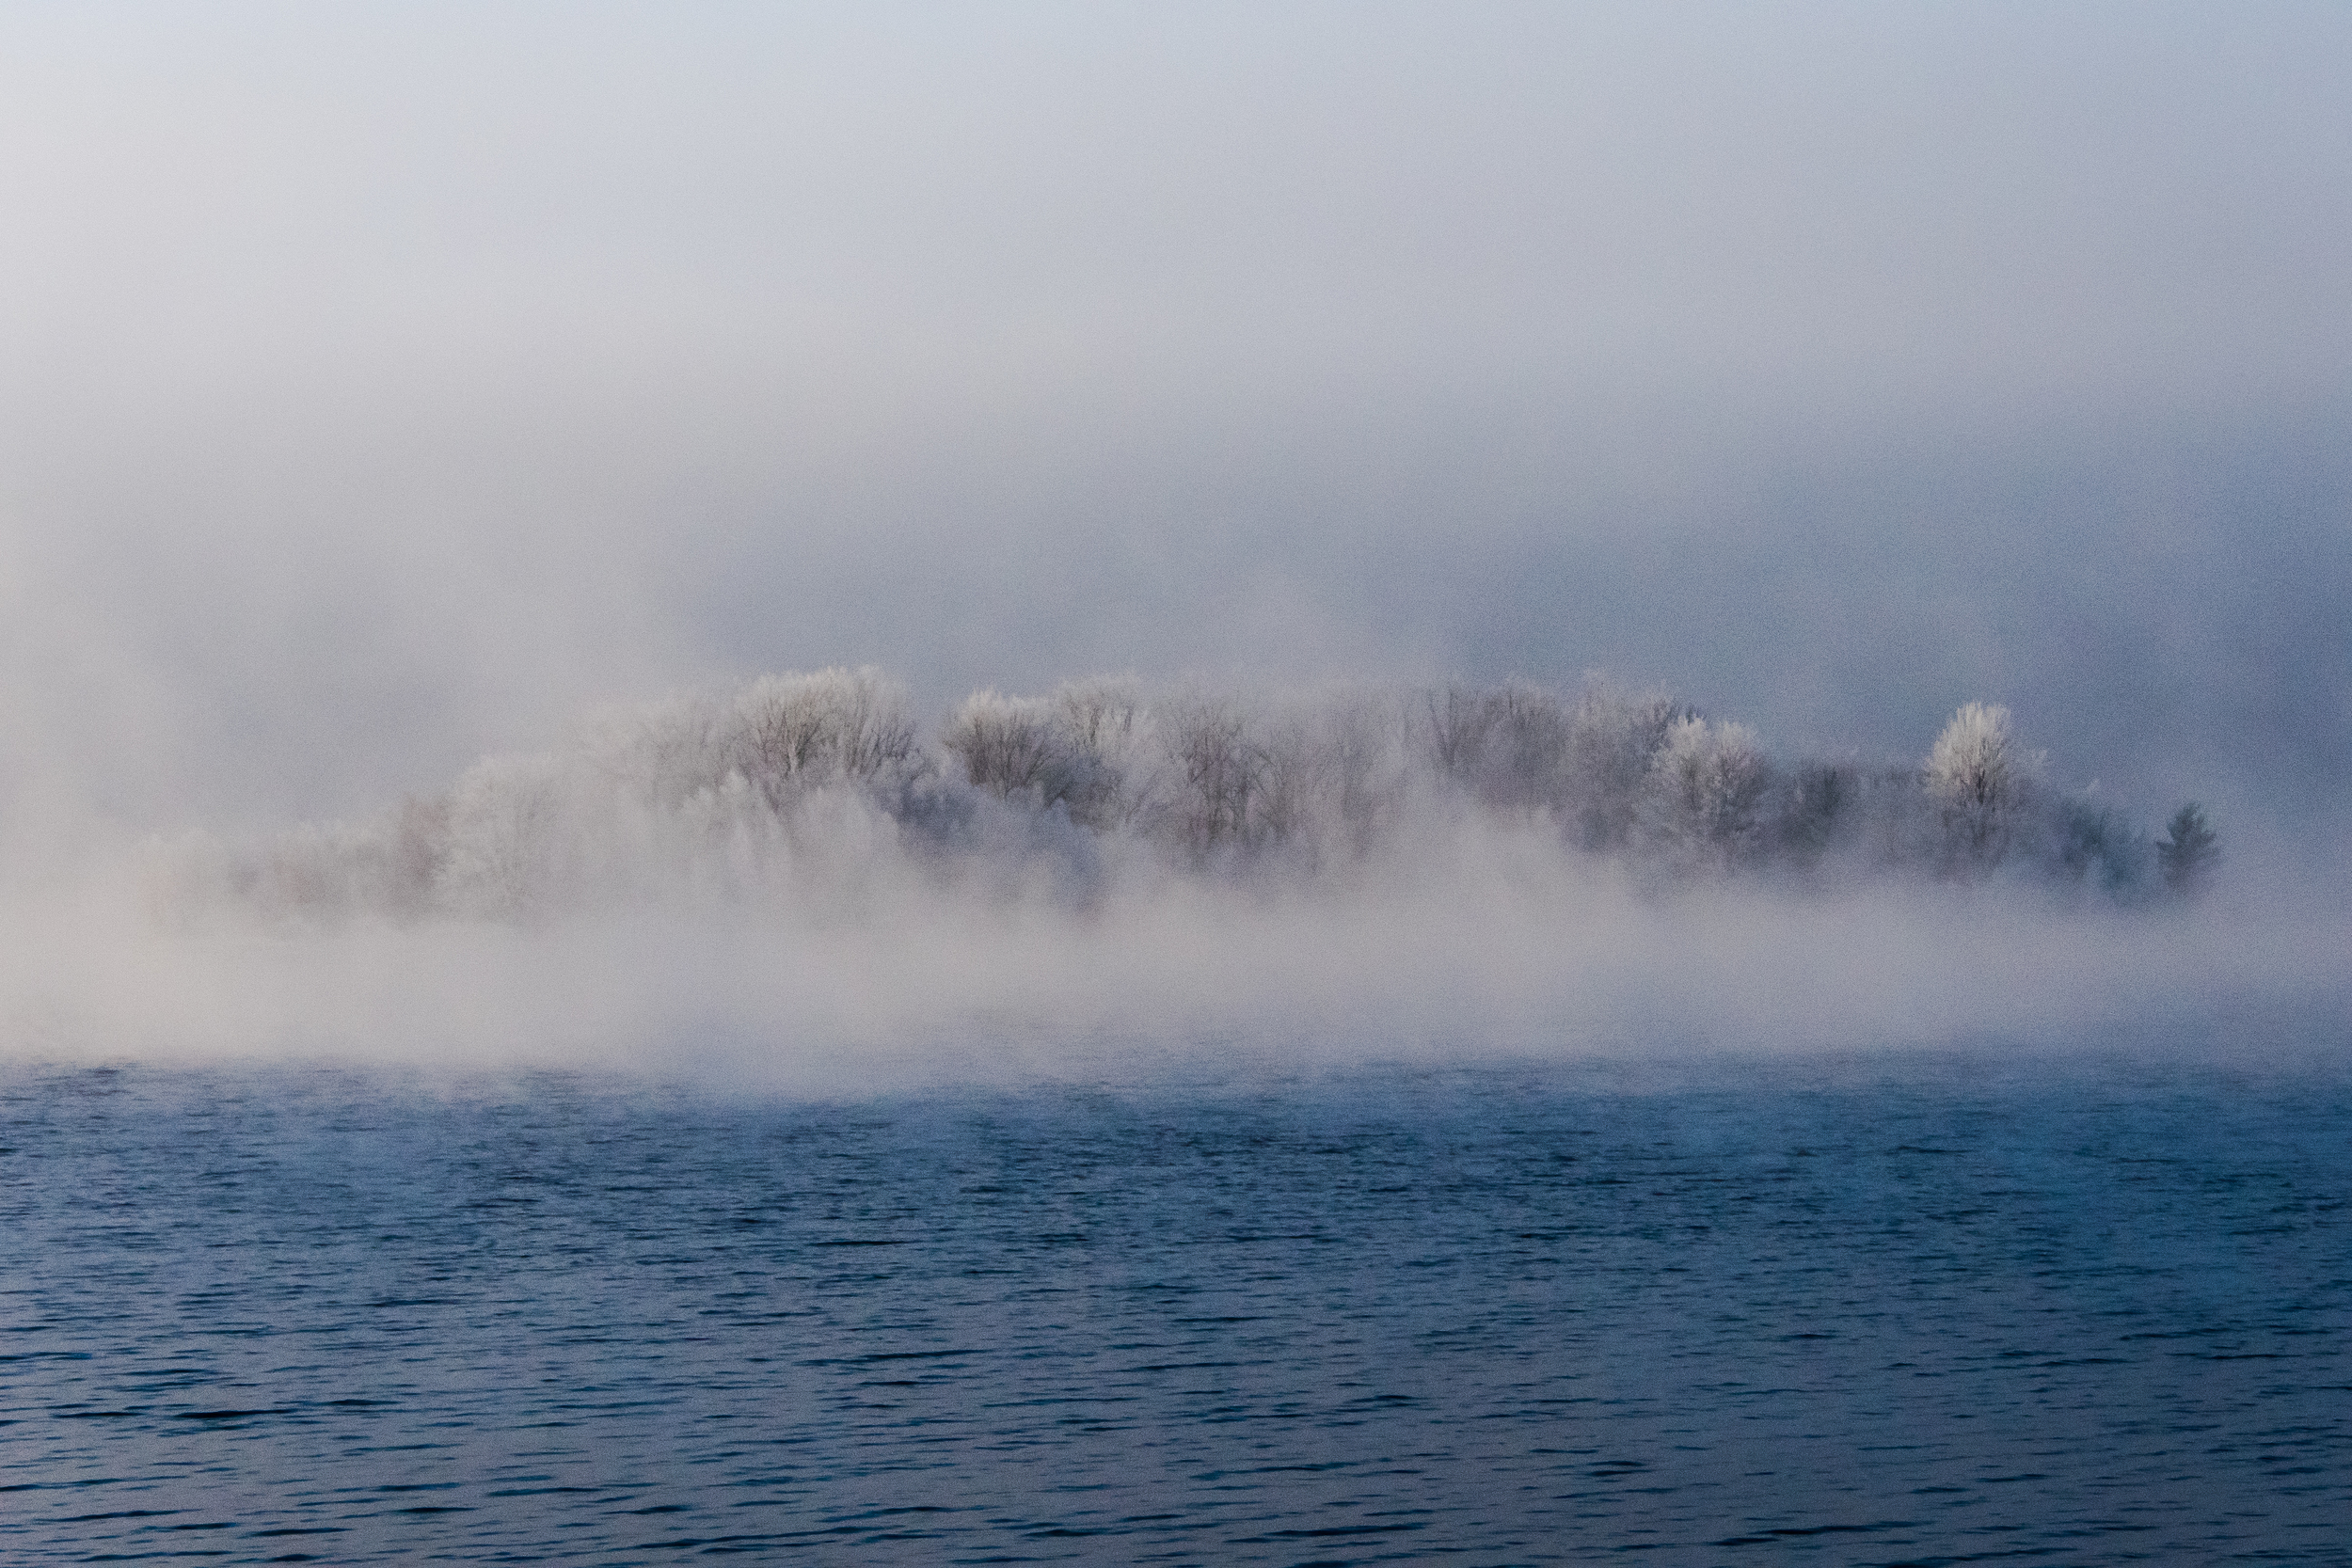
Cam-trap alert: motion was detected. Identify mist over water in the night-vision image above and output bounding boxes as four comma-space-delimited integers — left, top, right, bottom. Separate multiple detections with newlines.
5, 13, 2351, 1562
0, 665, 2333, 1088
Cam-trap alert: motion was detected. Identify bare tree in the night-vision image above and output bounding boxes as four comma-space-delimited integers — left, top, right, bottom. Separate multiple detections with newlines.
1053, 678, 1153, 829
944, 691, 1063, 795
730, 668, 921, 805
1163, 699, 1262, 855
1923, 702, 2042, 873
1643, 717, 1771, 869
1248, 720, 1326, 849
1326, 694, 1404, 855
1565, 684, 1681, 849
1481, 683, 1570, 810
1421, 685, 1496, 785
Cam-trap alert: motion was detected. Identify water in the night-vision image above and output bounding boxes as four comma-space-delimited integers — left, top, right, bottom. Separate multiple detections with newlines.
3, 1053, 2346, 1564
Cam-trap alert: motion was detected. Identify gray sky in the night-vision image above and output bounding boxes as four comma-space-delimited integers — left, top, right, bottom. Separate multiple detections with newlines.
3, 2, 2347, 833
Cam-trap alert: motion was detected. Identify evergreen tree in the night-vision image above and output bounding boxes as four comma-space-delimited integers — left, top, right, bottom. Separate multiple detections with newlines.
2156, 802, 2218, 894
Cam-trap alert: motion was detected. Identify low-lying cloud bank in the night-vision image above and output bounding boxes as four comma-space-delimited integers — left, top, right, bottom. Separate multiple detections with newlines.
1, 668, 2337, 1089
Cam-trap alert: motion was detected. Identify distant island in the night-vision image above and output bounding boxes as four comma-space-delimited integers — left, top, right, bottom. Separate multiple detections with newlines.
186, 670, 2218, 924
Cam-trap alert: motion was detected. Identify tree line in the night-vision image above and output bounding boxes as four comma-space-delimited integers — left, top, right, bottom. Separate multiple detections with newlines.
197, 668, 2219, 922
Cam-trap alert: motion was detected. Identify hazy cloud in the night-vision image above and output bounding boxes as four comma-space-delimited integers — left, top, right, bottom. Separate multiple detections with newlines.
2, 3, 2344, 849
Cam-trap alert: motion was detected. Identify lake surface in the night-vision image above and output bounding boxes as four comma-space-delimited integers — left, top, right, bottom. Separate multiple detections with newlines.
2, 1051, 2346, 1564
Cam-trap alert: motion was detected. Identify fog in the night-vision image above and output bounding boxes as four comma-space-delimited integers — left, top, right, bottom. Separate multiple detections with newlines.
7, 667, 2339, 1086
2, 6, 2346, 1080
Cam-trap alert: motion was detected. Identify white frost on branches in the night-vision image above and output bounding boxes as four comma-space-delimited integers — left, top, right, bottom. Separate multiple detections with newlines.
1922, 702, 2044, 871
167, 673, 2204, 927
1644, 717, 1769, 870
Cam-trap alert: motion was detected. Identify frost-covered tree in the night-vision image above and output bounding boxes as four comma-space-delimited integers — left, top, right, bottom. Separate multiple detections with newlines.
1923, 702, 2042, 872
1247, 720, 1325, 849
945, 681, 1151, 830
580, 694, 734, 807
1414, 680, 1680, 845
730, 667, 922, 804
438, 754, 568, 917
1053, 678, 1156, 829
189, 664, 2212, 927
1420, 685, 1495, 786
944, 691, 1065, 797
1643, 717, 1770, 869
1417, 682, 1564, 810
1564, 686, 1681, 849
1162, 699, 1261, 854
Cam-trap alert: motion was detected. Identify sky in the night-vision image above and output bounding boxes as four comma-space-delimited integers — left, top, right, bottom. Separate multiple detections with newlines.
2, 1, 2347, 844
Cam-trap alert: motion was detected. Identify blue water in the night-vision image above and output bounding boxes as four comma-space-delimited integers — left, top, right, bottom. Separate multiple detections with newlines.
2, 1053, 2346, 1564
